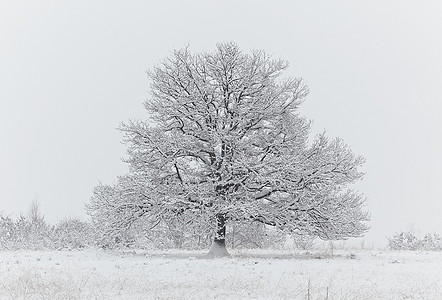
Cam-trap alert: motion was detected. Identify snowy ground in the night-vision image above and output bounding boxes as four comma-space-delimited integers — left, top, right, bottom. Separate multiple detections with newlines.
0, 248, 441, 299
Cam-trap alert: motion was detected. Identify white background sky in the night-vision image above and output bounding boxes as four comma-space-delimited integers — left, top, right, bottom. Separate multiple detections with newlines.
1, 1, 441, 247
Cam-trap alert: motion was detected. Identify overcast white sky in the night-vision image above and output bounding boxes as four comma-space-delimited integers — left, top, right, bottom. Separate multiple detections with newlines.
1, 1, 441, 247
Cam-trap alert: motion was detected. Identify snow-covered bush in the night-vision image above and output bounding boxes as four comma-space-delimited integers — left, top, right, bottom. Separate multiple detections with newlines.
388, 231, 419, 250
0, 203, 94, 251
1, 213, 51, 250
92, 216, 285, 250
388, 229, 442, 251
144, 218, 213, 250
25, 201, 52, 249
227, 222, 286, 249
0, 214, 16, 249
93, 214, 213, 250
420, 233, 442, 251
10, 202, 52, 250
291, 234, 316, 250
51, 218, 94, 250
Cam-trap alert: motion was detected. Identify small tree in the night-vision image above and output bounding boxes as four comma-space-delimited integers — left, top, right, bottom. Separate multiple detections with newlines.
88, 43, 369, 257
27, 201, 51, 249
7, 201, 52, 250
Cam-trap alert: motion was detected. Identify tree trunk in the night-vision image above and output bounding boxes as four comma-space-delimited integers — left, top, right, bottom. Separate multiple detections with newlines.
206, 213, 230, 258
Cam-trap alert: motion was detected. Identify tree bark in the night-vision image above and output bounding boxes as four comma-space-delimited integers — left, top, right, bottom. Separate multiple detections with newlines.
207, 213, 230, 258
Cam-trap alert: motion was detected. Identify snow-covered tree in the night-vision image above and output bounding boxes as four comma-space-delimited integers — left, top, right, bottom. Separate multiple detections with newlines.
26, 201, 51, 249
87, 43, 369, 256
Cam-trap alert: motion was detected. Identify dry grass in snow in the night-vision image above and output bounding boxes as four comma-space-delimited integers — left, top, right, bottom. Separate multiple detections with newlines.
0, 249, 441, 299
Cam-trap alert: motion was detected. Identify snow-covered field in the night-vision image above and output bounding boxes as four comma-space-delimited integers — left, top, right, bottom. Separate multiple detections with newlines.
1, 249, 441, 299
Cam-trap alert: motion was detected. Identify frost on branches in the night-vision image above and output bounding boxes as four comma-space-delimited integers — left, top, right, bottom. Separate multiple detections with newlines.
87, 43, 369, 257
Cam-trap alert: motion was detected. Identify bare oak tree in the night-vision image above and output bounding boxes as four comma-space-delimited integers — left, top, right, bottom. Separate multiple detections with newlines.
87, 43, 369, 257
